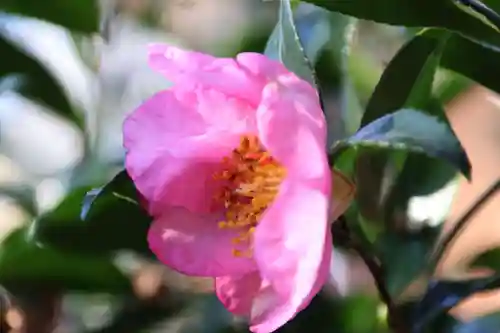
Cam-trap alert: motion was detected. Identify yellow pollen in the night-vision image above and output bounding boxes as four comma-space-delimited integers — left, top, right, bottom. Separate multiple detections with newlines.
212, 135, 286, 257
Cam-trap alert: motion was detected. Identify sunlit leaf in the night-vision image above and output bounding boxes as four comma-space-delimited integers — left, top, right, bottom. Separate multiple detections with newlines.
265, 0, 317, 86
334, 109, 469, 175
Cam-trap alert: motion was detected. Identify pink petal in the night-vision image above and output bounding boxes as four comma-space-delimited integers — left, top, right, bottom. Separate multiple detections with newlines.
148, 44, 263, 106
236, 53, 289, 81
256, 76, 327, 180
215, 233, 332, 333
215, 271, 262, 315
148, 207, 256, 277
330, 169, 356, 221
252, 180, 331, 330
123, 88, 256, 216
250, 235, 332, 333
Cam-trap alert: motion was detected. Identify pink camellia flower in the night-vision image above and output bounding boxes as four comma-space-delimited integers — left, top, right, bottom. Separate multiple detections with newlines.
123, 44, 354, 333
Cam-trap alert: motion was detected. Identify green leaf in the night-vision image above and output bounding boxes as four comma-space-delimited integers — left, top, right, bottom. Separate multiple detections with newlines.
362, 29, 449, 126
0, 1, 99, 33
334, 109, 470, 175
334, 29, 470, 299
265, 0, 317, 86
0, 227, 132, 292
378, 229, 439, 297
441, 33, 500, 94
413, 275, 500, 331
304, 0, 500, 46
0, 28, 83, 128
30, 170, 153, 257
333, 111, 464, 297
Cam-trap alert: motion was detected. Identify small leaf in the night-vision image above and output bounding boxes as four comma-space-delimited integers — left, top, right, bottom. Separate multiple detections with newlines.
0, 227, 132, 292
265, 0, 317, 86
30, 170, 153, 257
304, 0, 500, 47
0, 0, 99, 33
80, 188, 103, 220
0, 27, 82, 128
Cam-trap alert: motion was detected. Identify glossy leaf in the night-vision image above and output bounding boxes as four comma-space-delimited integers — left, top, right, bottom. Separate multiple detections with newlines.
0, 227, 132, 292
0, 29, 82, 128
265, 0, 317, 86
0, 0, 99, 33
304, 0, 500, 46
413, 276, 500, 331
335, 109, 469, 175
30, 170, 153, 257
441, 33, 500, 94
335, 27, 469, 301
362, 29, 449, 126
334, 28, 469, 298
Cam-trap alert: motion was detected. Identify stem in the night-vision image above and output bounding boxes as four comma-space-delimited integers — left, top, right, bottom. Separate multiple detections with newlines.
456, 0, 500, 31
430, 179, 500, 270
332, 218, 408, 333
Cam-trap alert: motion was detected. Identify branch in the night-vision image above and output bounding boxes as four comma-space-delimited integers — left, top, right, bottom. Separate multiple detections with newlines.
430, 179, 500, 270
332, 217, 408, 333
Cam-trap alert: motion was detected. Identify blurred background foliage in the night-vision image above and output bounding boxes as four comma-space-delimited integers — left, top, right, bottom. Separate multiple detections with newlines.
1, 0, 500, 332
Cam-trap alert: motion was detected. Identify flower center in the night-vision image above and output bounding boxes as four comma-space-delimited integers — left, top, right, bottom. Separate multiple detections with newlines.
212, 135, 286, 257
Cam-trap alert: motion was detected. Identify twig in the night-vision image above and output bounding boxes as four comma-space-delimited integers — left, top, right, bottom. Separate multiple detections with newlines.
429, 178, 500, 270
332, 218, 408, 332
455, 0, 500, 31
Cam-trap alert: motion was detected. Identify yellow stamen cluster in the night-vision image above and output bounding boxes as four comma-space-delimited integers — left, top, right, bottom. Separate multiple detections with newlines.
212, 135, 286, 257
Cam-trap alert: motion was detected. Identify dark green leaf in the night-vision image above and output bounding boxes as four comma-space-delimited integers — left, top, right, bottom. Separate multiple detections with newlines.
334, 28, 469, 299
0, 1, 99, 33
378, 229, 439, 297
413, 275, 500, 331
265, 0, 317, 86
441, 33, 500, 94
0, 28, 82, 128
362, 29, 449, 126
304, 0, 500, 47
0, 227, 132, 292
30, 170, 153, 257
335, 109, 469, 175
375, 153, 460, 298
335, 116, 466, 298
